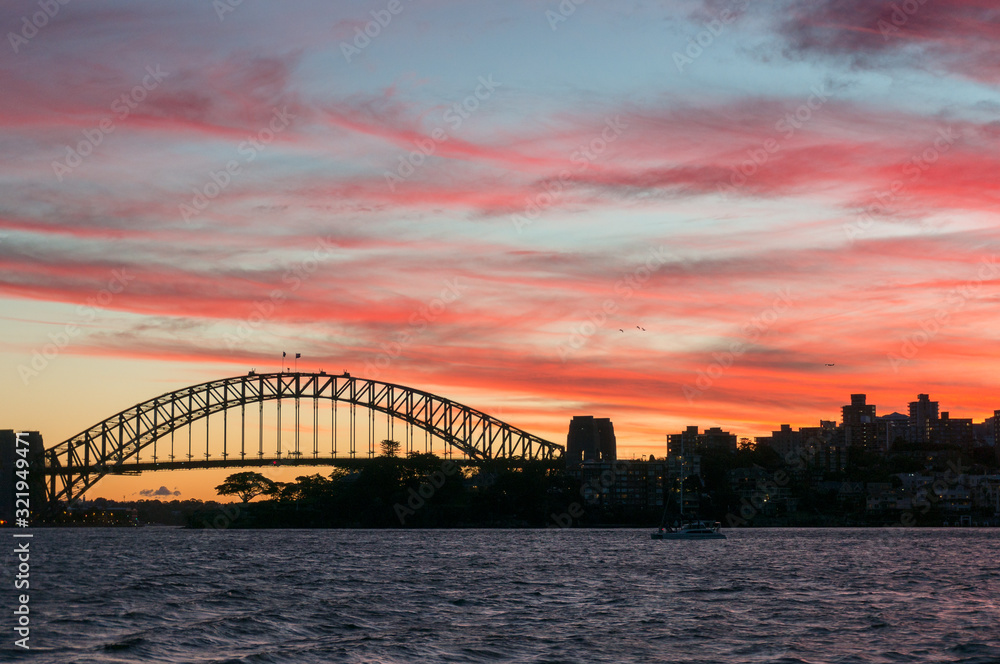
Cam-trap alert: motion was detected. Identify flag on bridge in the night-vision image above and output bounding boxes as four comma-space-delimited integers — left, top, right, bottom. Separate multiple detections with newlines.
295, 353, 301, 359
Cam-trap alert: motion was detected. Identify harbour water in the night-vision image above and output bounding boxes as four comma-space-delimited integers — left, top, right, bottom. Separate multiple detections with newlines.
4, 528, 999, 663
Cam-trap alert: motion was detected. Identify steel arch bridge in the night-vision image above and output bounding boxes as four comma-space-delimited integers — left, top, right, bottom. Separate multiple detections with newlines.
37, 372, 562, 512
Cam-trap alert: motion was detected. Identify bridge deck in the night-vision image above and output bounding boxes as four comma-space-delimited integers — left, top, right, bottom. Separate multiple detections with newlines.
40, 456, 489, 475
38, 372, 563, 513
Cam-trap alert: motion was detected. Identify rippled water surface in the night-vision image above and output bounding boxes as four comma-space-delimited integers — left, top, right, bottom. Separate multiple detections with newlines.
4, 528, 1000, 663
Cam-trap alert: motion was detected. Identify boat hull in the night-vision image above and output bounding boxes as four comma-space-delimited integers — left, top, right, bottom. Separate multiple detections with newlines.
650, 532, 726, 540
651, 519, 726, 540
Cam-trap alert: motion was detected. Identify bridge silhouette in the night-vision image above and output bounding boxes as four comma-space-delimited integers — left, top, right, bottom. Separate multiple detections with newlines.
38, 372, 563, 513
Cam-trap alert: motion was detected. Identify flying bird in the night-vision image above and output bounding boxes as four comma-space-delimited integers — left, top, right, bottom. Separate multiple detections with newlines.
825, 363, 835, 366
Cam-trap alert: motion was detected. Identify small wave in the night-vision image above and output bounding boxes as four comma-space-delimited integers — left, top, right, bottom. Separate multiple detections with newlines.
102, 634, 145, 651
676, 585, 745, 594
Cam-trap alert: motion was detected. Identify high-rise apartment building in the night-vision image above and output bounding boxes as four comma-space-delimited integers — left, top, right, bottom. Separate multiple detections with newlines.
566, 416, 617, 463
842, 394, 877, 450
908, 394, 939, 444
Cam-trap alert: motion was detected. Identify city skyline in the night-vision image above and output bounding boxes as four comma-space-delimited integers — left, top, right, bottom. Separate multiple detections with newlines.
22, 379, 1000, 503
3, 1, 999, 502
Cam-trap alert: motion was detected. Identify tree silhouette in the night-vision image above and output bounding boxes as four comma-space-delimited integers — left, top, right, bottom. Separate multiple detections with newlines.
380, 439, 401, 458
215, 471, 278, 503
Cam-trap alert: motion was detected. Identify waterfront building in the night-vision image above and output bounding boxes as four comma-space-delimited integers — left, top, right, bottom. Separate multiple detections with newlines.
667, 426, 736, 457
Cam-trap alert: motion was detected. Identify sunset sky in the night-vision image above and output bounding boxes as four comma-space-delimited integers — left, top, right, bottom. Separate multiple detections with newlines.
2, 0, 998, 501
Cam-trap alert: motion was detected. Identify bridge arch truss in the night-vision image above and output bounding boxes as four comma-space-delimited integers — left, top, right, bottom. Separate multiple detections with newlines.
39, 372, 562, 511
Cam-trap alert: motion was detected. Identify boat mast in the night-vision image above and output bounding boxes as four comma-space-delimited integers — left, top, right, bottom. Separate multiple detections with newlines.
679, 438, 685, 518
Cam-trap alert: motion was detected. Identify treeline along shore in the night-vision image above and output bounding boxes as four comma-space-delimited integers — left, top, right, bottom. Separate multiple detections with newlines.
52, 438, 1000, 528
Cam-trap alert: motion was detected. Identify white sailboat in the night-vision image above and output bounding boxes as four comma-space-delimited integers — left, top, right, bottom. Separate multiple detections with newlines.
651, 519, 725, 540
651, 447, 725, 540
